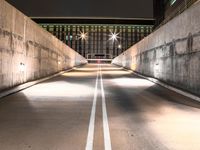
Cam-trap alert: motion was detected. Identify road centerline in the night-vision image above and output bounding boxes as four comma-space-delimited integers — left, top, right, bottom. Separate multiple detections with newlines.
85, 65, 100, 150
100, 65, 112, 150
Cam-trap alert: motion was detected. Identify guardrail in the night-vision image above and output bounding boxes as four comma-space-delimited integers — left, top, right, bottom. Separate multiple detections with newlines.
87, 59, 113, 63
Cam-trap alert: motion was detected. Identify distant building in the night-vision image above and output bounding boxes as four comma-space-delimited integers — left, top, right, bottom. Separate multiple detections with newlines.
33, 18, 154, 59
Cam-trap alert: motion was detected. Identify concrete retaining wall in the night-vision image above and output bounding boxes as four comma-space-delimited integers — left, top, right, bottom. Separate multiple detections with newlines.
113, 1, 200, 96
0, 0, 87, 92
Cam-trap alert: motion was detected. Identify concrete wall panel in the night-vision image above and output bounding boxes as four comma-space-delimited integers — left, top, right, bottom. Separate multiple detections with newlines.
0, 0, 87, 91
113, 1, 200, 96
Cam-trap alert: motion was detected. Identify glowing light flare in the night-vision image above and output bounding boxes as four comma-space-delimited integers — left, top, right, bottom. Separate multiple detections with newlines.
78, 31, 88, 40
131, 64, 137, 70
109, 31, 120, 42
111, 78, 155, 87
118, 44, 122, 49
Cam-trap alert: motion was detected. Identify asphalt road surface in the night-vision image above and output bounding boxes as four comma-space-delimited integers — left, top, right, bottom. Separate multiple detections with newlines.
0, 63, 200, 150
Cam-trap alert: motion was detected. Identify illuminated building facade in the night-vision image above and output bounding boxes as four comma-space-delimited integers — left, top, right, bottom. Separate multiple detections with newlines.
34, 19, 153, 59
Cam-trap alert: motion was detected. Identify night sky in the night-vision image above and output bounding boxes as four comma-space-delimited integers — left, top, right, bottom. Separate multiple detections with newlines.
6, 0, 153, 19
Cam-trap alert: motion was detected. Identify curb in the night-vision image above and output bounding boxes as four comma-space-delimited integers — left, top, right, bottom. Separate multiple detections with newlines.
131, 71, 200, 102
115, 65, 200, 102
0, 68, 74, 99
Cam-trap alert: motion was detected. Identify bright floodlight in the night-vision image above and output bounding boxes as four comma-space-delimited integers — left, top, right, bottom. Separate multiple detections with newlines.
118, 44, 122, 49
78, 31, 88, 40
109, 31, 120, 42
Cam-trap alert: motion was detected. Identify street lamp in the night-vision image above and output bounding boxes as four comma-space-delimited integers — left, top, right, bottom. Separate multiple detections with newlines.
118, 44, 122, 49
78, 31, 88, 40
109, 31, 120, 42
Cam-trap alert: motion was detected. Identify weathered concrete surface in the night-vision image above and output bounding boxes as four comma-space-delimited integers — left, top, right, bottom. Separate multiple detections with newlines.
113, 1, 200, 96
0, 0, 87, 92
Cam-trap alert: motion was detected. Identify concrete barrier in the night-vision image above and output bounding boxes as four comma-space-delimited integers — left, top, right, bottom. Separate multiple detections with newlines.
113, 1, 200, 97
0, 0, 87, 92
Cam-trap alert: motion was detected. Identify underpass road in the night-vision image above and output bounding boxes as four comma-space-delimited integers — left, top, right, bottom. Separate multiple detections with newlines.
0, 64, 200, 150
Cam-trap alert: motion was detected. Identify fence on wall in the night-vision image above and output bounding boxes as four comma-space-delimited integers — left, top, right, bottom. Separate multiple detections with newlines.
155, 0, 198, 30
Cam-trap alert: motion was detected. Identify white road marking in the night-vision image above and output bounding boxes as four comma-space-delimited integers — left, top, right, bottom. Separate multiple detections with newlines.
85, 65, 99, 150
100, 65, 112, 150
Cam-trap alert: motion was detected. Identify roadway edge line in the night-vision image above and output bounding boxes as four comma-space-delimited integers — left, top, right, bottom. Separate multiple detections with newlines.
100, 65, 112, 150
85, 64, 99, 150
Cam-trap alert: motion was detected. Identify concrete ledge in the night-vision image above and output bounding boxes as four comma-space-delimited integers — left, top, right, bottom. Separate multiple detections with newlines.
121, 66, 200, 102
0, 68, 74, 99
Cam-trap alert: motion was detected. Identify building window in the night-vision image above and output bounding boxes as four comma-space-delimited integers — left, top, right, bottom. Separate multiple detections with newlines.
40, 23, 153, 59
66, 35, 73, 41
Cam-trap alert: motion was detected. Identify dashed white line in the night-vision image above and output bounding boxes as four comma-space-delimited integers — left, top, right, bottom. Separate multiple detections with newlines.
100, 65, 112, 150
85, 65, 99, 150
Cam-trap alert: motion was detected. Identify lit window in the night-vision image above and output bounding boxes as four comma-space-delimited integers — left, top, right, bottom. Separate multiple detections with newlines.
66, 35, 73, 41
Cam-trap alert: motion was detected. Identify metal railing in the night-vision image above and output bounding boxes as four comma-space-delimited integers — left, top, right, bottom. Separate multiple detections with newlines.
154, 0, 198, 30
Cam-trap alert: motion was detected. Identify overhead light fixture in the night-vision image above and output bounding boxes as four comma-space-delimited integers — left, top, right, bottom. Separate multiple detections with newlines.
109, 31, 120, 42
118, 44, 122, 49
78, 31, 88, 40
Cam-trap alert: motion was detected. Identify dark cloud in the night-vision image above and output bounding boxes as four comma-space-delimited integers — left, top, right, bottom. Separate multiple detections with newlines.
6, 0, 153, 18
